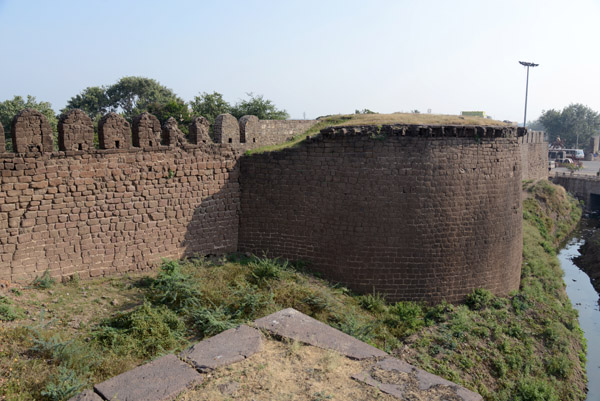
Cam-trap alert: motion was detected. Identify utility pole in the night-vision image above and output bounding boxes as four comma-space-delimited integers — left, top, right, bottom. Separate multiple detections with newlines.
519, 61, 539, 128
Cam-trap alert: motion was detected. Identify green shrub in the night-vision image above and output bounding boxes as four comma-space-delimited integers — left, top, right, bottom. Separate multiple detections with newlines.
0, 296, 22, 321
147, 260, 202, 312
357, 293, 387, 313
248, 255, 286, 285
32, 270, 56, 289
41, 366, 86, 401
191, 306, 239, 337
511, 377, 559, 401
93, 301, 185, 358
545, 354, 573, 378
465, 288, 493, 310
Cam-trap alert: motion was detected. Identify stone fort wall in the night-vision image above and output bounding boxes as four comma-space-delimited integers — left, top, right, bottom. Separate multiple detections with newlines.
519, 130, 548, 181
238, 125, 524, 303
1, 109, 532, 303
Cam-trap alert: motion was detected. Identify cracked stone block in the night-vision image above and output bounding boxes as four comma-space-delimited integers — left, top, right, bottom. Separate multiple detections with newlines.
189, 116, 211, 144
180, 325, 263, 370
352, 357, 483, 401
94, 354, 202, 401
253, 308, 387, 360
161, 117, 186, 147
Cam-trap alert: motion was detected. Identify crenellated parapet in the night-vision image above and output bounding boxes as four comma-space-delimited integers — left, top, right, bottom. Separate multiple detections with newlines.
11, 108, 54, 153
58, 109, 94, 151
162, 117, 186, 147
98, 112, 131, 150
213, 113, 241, 144
189, 116, 211, 144
1, 108, 318, 155
132, 112, 161, 148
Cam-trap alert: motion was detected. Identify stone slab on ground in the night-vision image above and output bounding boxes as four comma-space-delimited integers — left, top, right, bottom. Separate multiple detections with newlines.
252, 307, 387, 360
352, 357, 483, 401
180, 324, 263, 370
67, 389, 104, 401
94, 354, 202, 401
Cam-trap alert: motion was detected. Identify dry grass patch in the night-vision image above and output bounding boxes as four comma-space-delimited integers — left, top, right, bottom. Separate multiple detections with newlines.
177, 339, 388, 401
336, 113, 510, 127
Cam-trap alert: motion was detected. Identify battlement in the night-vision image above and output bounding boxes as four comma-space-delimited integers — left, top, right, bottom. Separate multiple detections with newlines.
320, 124, 523, 139
0, 109, 318, 154
0, 115, 547, 303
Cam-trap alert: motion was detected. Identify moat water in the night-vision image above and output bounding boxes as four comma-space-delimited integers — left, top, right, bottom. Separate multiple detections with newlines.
558, 224, 600, 401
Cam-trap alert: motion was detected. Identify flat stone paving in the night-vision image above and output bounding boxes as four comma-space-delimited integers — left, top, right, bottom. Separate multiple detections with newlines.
180, 324, 263, 370
94, 354, 202, 401
253, 307, 388, 360
352, 357, 482, 401
69, 308, 483, 401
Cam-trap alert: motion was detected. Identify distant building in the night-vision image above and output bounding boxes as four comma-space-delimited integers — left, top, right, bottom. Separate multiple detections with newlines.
461, 111, 486, 118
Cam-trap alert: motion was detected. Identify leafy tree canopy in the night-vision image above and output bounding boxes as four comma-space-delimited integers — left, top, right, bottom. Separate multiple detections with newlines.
64, 86, 110, 121
230, 92, 289, 120
538, 103, 600, 149
146, 99, 192, 135
64, 77, 182, 122
189, 92, 231, 125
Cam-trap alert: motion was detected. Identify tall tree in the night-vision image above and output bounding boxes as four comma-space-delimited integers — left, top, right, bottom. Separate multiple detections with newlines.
64, 86, 110, 121
64, 77, 181, 122
189, 91, 231, 125
539, 104, 600, 148
230, 92, 289, 120
105, 76, 180, 120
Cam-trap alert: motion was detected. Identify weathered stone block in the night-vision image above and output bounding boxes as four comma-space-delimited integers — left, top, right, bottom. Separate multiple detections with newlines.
58, 109, 94, 151
253, 308, 387, 359
188, 116, 211, 144
238, 115, 259, 143
11, 109, 54, 153
94, 354, 202, 401
98, 112, 131, 150
180, 325, 263, 370
213, 113, 240, 144
132, 112, 161, 148
161, 117, 186, 147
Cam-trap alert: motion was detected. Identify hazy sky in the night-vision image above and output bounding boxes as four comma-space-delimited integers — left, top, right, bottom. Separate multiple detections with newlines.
1, 0, 599, 122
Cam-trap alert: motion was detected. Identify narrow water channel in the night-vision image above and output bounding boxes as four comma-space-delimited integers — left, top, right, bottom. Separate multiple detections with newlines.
558, 233, 600, 400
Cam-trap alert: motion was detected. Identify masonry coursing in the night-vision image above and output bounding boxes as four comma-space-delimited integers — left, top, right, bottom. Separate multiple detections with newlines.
1, 110, 543, 302
239, 125, 524, 303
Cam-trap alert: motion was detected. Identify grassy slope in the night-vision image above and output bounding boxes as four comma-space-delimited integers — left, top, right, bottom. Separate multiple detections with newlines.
247, 113, 511, 154
0, 182, 586, 401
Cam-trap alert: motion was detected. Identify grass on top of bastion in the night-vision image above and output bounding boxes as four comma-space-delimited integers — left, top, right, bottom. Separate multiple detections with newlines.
246, 112, 512, 154
0, 181, 586, 401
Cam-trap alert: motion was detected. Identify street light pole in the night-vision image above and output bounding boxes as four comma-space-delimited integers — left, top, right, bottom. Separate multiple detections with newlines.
519, 61, 539, 129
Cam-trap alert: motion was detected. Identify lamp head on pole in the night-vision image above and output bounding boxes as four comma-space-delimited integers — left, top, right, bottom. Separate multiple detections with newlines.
519, 61, 539, 67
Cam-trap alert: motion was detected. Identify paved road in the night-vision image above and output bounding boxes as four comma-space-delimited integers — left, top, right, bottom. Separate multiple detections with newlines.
553, 160, 600, 176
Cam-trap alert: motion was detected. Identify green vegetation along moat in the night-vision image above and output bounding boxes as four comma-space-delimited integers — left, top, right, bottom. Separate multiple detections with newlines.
0, 181, 586, 401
